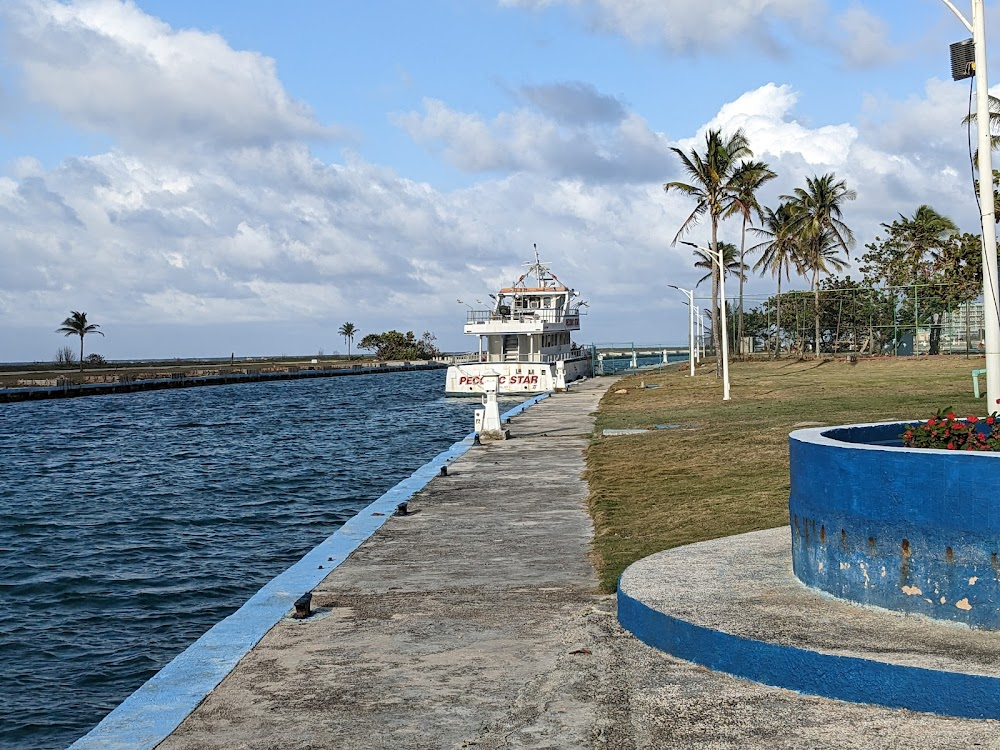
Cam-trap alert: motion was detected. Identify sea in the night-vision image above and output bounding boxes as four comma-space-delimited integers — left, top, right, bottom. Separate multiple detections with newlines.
0, 368, 498, 750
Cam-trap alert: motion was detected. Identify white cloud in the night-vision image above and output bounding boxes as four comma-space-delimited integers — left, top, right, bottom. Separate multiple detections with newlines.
501, 0, 822, 54
394, 97, 674, 182
0, 0, 341, 151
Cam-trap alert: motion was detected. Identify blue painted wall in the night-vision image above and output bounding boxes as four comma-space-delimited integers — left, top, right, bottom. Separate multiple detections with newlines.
790, 423, 1000, 629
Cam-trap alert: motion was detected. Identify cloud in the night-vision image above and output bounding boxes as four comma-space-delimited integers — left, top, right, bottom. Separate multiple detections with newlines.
0, 0, 342, 151
500, 0, 822, 55
393, 95, 673, 182
834, 5, 900, 69
518, 82, 627, 125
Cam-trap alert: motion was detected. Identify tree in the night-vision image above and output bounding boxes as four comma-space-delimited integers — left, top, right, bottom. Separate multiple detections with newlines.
730, 161, 776, 354
751, 203, 803, 358
357, 330, 440, 361
56, 311, 104, 371
665, 127, 755, 378
783, 173, 857, 358
861, 206, 982, 354
338, 321, 358, 360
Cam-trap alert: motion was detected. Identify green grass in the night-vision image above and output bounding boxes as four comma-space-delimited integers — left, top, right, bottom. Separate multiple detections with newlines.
585, 355, 986, 592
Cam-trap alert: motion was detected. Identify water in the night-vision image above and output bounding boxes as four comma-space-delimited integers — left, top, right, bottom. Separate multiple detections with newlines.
0, 369, 490, 750
599, 353, 686, 374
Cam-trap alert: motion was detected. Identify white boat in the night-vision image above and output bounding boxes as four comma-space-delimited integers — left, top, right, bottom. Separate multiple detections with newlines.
445, 246, 592, 396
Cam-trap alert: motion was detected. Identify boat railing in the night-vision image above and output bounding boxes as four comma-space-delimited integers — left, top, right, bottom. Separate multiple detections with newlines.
446, 347, 591, 365
465, 308, 585, 325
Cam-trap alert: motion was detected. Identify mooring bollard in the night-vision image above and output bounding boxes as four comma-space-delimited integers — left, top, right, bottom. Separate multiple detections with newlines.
439, 465, 448, 477
293, 592, 313, 619
396, 501, 409, 516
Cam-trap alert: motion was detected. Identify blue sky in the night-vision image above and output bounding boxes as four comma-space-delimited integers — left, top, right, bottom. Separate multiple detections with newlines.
0, 0, 995, 361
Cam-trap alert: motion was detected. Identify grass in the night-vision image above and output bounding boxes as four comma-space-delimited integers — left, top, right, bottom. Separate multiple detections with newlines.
585, 355, 987, 592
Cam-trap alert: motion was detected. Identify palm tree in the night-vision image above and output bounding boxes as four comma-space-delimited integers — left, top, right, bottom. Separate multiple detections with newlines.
338, 322, 357, 360
665, 127, 754, 376
730, 161, 776, 354
751, 203, 803, 358
782, 174, 857, 358
56, 311, 104, 371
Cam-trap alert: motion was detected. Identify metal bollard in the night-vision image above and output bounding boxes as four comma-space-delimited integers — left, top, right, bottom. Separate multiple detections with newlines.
439, 465, 448, 477
293, 592, 313, 619
395, 501, 409, 516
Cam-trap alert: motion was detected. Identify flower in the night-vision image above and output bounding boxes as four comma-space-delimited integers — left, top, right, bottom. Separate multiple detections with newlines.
901, 410, 1000, 451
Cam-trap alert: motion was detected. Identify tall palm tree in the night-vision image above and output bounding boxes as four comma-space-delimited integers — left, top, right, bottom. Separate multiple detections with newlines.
665, 127, 754, 376
56, 311, 104, 371
730, 161, 776, 354
338, 322, 357, 360
751, 203, 803, 358
783, 173, 857, 358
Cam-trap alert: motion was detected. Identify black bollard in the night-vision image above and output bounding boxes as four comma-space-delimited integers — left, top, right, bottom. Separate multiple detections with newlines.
440, 465, 448, 477
396, 501, 409, 516
293, 592, 313, 619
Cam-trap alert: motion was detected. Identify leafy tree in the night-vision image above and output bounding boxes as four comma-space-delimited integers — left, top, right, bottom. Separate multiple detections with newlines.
357, 330, 440, 361
338, 321, 358, 360
861, 206, 982, 354
56, 311, 104, 371
783, 173, 857, 358
730, 161, 776, 353
665, 127, 756, 378
751, 203, 803, 358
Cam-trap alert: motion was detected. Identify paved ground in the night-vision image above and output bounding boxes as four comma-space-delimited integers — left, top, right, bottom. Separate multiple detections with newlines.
157, 378, 1000, 749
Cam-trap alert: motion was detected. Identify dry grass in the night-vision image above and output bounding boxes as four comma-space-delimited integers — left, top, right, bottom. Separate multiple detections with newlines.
585, 355, 986, 592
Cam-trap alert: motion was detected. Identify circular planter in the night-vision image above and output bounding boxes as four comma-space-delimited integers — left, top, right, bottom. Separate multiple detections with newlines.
789, 422, 1000, 629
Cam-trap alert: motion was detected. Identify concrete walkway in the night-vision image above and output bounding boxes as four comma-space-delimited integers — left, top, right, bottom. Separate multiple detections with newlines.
157, 379, 1000, 749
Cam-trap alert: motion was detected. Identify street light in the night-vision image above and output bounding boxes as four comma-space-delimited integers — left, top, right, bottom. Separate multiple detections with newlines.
943, 0, 1000, 407
681, 241, 731, 400
668, 284, 696, 376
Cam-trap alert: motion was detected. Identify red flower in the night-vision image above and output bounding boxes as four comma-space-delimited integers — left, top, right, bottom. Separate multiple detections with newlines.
968, 415, 979, 424
947, 442, 956, 450
988, 416, 996, 425
927, 418, 936, 426
947, 412, 957, 420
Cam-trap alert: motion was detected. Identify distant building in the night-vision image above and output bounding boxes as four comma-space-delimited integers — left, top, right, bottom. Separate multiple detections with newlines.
915, 300, 985, 354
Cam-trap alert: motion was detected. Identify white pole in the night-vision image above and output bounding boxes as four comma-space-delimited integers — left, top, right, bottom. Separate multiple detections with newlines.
973, 0, 1000, 409
688, 292, 695, 376
717, 257, 731, 400
681, 242, 731, 399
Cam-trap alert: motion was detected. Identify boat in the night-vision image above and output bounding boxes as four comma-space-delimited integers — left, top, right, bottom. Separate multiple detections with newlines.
445, 246, 593, 395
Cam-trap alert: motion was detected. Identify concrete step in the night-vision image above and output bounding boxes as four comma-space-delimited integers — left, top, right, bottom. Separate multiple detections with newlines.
618, 527, 1000, 720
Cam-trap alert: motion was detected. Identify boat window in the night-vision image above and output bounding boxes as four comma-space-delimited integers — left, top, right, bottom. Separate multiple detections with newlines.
529, 298, 540, 309
542, 297, 551, 308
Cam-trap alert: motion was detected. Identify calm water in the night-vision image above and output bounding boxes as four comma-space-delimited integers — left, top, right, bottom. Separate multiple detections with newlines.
0, 369, 488, 750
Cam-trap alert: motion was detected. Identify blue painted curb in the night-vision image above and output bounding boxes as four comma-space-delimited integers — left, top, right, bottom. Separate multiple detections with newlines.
68, 395, 550, 750
617, 586, 1000, 720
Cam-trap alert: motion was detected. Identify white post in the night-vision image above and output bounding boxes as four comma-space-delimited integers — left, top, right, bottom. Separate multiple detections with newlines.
688, 292, 695, 375
718, 257, 731, 400
973, 1, 1000, 408
941, 0, 1000, 407
682, 243, 731, 400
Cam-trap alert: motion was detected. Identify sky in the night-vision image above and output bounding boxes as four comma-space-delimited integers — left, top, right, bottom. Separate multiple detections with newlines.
0, 0, 995, 361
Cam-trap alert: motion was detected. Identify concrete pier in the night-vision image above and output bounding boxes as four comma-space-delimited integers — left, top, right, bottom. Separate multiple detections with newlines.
94, 378, 1000, 748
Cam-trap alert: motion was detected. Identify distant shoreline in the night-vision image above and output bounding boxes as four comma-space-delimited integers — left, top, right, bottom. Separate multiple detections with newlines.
0, 360, 447, 403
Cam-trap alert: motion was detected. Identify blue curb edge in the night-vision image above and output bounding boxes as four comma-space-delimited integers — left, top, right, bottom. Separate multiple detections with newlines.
69, 392, 550, 750
617, 584, 1000, 721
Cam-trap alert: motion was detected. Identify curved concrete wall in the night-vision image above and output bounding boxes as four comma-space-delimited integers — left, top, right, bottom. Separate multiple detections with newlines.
789, 423, 1000, 629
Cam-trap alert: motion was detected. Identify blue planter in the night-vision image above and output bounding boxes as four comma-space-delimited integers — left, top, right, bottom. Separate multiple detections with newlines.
789, 422, 1000, 629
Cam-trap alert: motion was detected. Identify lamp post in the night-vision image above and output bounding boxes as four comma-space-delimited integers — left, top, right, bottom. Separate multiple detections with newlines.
681, 241, 731, 400
668, 285, 696, 376
943, 0, 1000, 407
694, 307, 702, 362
